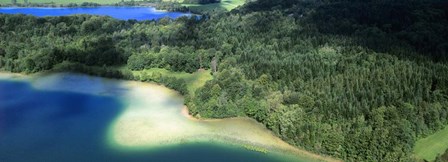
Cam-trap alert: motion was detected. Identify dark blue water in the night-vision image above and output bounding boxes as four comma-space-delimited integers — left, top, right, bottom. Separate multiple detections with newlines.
0, 6, 190, 20
0, 79, 289, 162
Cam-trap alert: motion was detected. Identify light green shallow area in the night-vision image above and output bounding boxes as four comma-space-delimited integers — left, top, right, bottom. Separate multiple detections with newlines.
106, 77, 328, 161
414, 126, 448, 161
3, 72, 334, 162
0, 72, 322, 162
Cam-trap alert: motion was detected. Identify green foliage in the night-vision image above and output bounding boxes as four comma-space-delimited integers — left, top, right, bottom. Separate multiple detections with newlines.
50, 61, 133, 79
188, 0, 448, 161
1, 0, 448, 161
0, 15, 130, 72
160, 76, 189, 95
132, 68, 212, 95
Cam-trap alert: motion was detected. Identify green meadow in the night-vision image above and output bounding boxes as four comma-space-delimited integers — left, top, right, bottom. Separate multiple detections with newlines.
414, 126, 448, 161
183, 0, 246, 11
131, 68, 213, 95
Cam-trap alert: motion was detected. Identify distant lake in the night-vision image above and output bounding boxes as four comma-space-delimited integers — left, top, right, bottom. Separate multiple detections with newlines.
0, 73, 316, 162
0, 6, 191, 20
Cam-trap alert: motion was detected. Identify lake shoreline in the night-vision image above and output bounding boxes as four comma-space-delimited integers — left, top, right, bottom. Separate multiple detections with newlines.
0, 71, 340, 162
0, 71, 29, 79
0, 3, 192, 13
0, 6, 193, 21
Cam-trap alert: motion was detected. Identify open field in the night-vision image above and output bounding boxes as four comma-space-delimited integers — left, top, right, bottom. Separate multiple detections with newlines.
183, 0, 246, 11
131, 68, 213, 95
414, 126, 448, 161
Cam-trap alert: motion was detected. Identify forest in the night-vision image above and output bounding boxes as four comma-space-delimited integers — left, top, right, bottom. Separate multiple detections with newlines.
1, 0, 448, 161
435, 149, 448, 162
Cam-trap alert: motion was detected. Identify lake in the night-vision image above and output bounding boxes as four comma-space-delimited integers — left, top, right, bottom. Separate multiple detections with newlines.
0, 73, 321, 162
0, 6, 191, 20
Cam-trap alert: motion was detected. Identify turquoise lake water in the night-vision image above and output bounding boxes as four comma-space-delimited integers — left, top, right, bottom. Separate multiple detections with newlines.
0, 74, 300, 162
0, 6, 191, 20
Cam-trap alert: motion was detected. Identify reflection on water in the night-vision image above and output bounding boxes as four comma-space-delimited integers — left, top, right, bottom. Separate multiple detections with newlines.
0, 73, 320, 162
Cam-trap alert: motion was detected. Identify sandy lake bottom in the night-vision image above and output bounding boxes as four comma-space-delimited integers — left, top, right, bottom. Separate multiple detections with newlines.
0, 73, 332, 162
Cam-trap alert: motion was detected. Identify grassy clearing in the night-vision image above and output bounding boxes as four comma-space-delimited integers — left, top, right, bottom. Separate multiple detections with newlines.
131, 68, 212, 95
183, 0, 246, 11
414, 125, 448, 161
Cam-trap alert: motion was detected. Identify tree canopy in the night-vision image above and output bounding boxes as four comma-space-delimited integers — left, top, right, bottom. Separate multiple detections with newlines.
1, 0, 448, 161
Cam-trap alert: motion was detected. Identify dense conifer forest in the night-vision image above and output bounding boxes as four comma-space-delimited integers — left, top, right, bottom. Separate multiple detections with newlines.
1, 0, 448, 161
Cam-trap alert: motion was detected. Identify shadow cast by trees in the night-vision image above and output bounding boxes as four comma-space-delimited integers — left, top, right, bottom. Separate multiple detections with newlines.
47, 62, 133, 79
241, 0, 448, 62
307, 0, 448, 62
1, 1, 448, 161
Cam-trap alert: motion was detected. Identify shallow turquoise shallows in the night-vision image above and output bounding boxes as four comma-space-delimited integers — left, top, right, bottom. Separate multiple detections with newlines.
0, 6, 190, 20
0, 74, 298, 162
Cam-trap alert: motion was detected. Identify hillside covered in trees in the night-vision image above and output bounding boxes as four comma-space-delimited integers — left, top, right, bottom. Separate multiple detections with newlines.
1, 0, 448, 161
